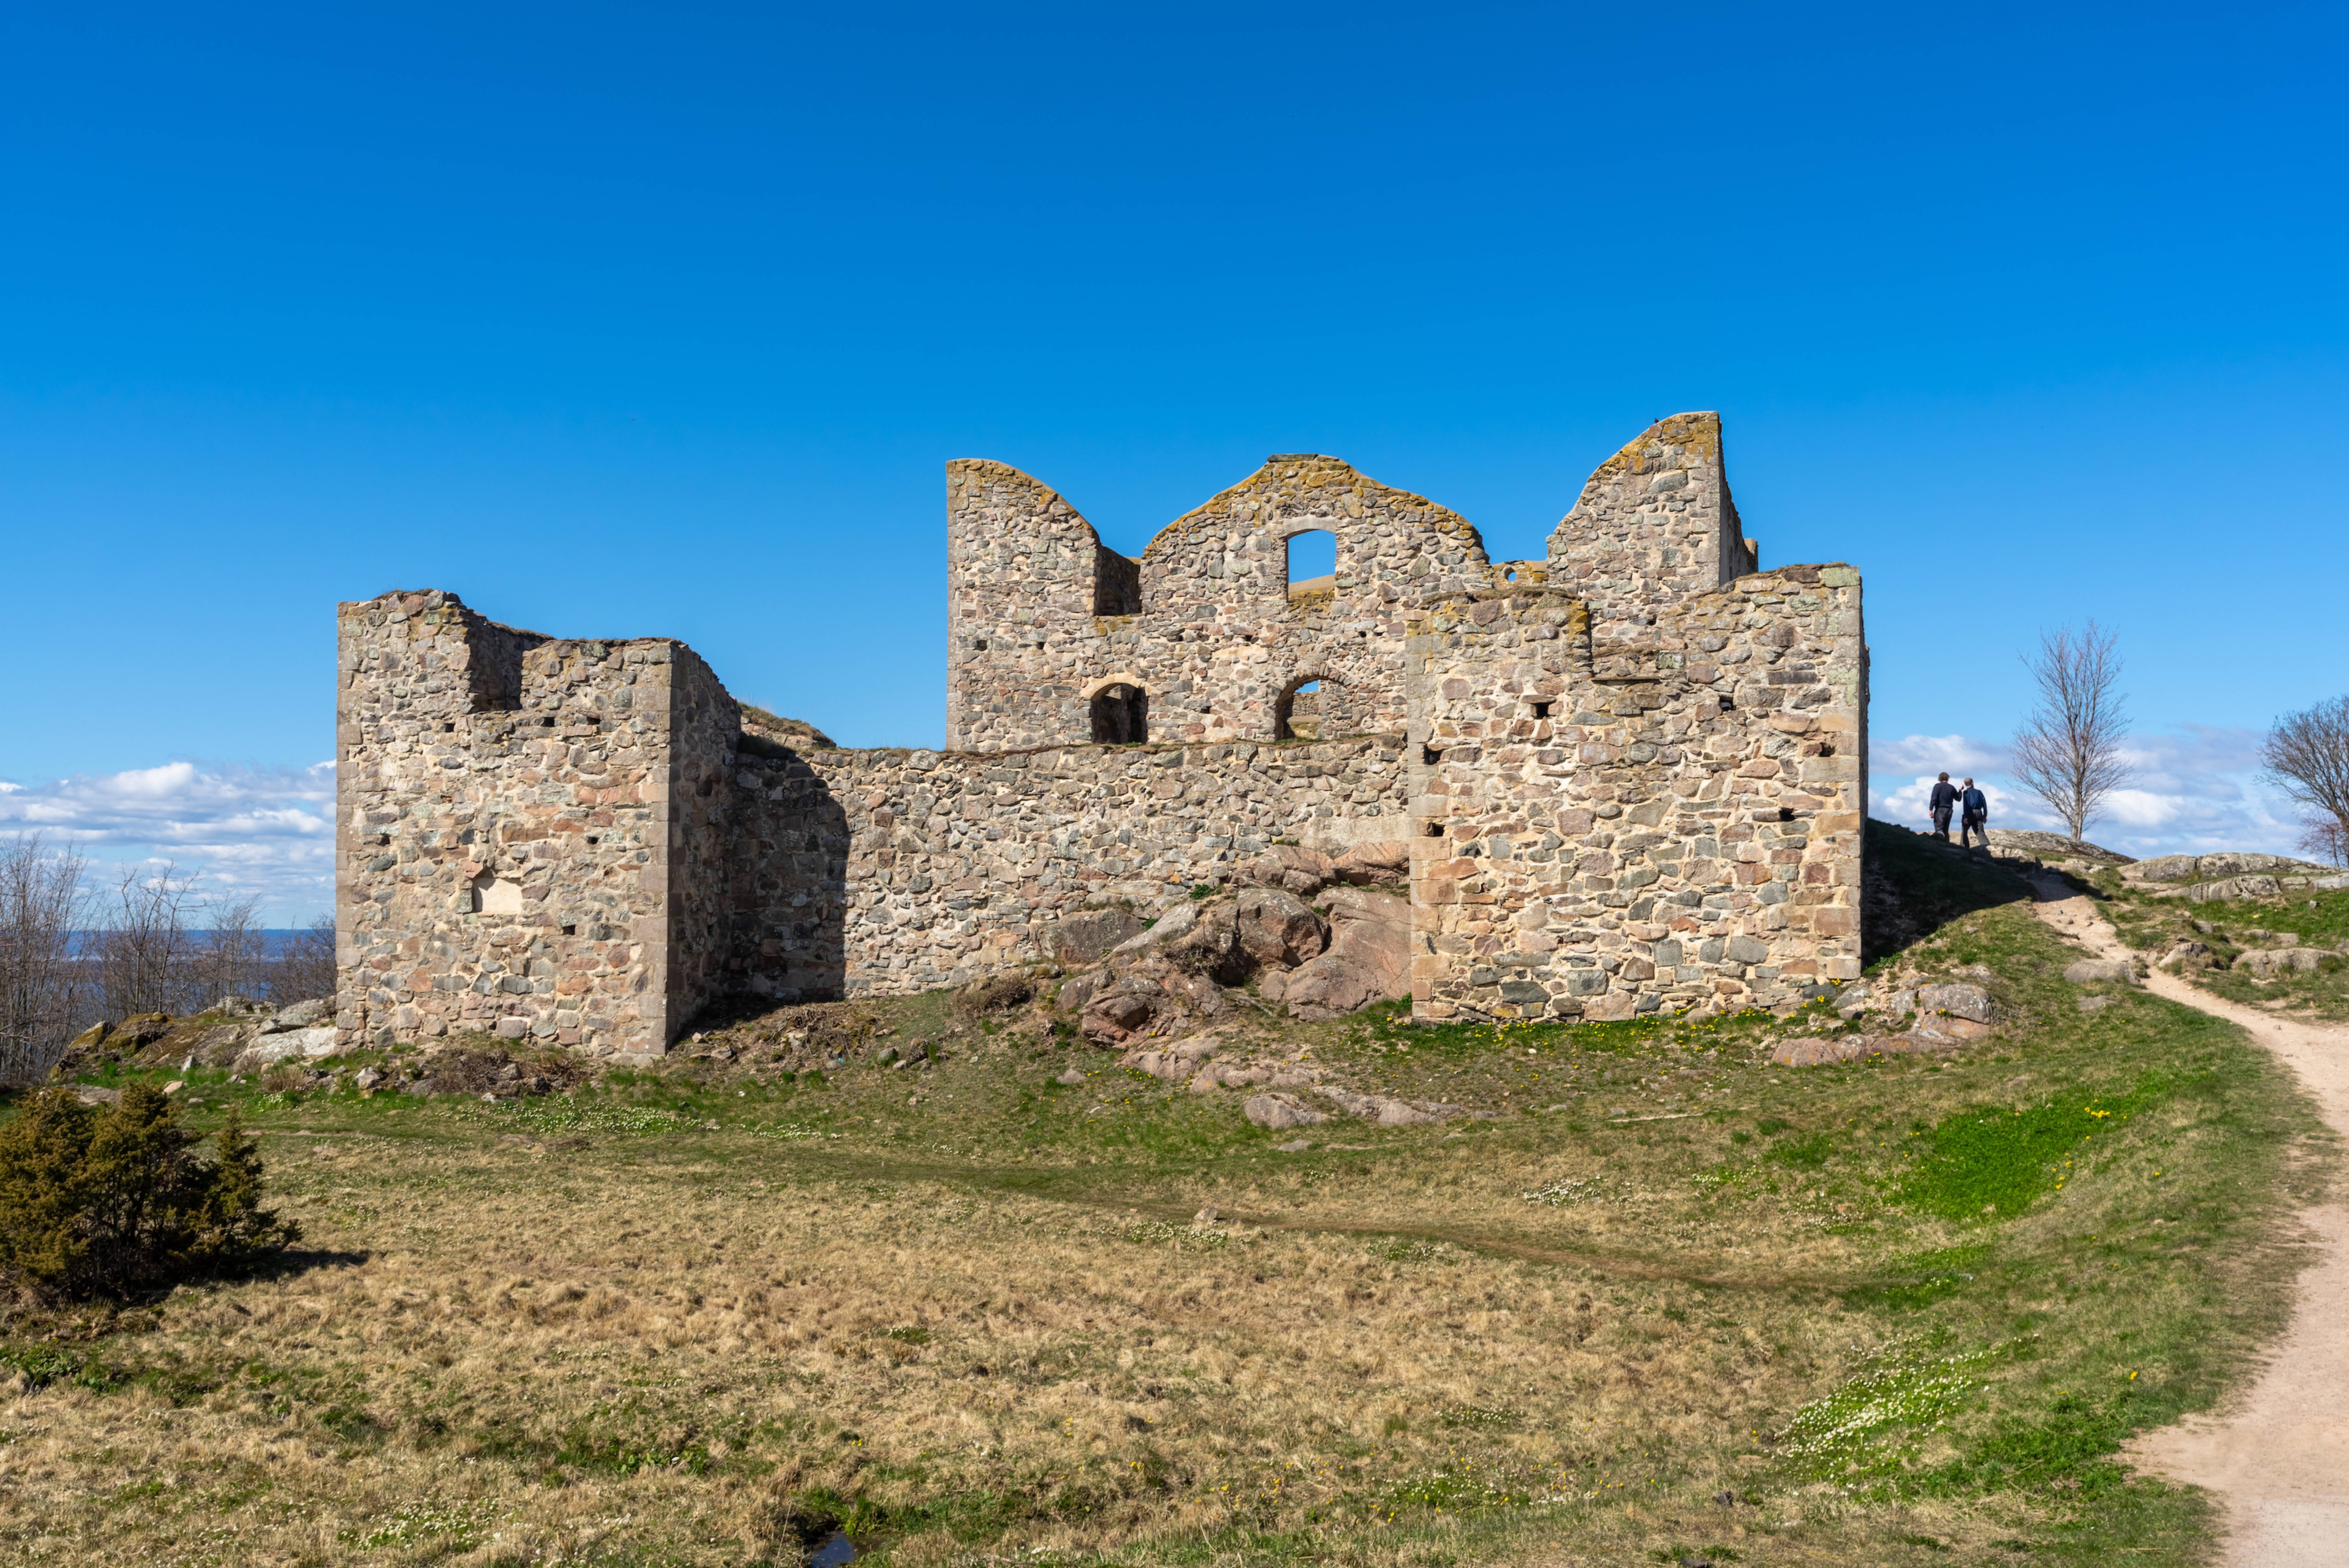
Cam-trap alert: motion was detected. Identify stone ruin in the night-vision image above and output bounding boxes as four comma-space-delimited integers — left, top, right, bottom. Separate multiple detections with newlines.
336, 411, 1866, 1058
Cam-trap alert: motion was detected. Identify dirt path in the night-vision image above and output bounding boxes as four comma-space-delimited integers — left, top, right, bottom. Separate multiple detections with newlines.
2026, 873, 2349, 1565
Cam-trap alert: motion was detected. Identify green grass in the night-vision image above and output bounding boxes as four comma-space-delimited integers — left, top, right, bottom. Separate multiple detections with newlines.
2105, 880, 2349, 1019
1896, 1074, 2170, 1219
0, 823, 2336, 1567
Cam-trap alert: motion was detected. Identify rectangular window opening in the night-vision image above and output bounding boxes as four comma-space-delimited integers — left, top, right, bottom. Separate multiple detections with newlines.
1286, 529, 1337, 605
1531, 700, 1553, 719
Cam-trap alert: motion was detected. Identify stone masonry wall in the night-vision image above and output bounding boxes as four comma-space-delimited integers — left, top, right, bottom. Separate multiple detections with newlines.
945, 454, 1536, 752
1544, 412, 1757, 641
723, 737, 1410, 1001
337, 414, 1864, 1052
1406, 565, 1866, 1022
335, 591, 740, 1061
946, 413, 1755, 754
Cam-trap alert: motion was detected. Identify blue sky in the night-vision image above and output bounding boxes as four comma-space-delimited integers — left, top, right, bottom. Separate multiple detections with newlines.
5, 2, 2346, 920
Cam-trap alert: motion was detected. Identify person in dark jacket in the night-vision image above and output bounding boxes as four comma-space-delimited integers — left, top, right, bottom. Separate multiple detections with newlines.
1960, 778, 1990, 849
1928, 773, 1959, 840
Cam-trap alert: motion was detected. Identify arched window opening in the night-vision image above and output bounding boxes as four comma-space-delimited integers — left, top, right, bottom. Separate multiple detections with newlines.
1276, 678, 1321, 741
1286, 530, 1336, 604
1090, 683, 1149, 744
1276, 672, 1356, 741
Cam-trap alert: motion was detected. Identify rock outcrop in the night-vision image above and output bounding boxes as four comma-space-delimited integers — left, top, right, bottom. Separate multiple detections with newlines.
54, 995, 343, 1079
1270, 887, 1412, 1019
1070, 859, 1413, 1045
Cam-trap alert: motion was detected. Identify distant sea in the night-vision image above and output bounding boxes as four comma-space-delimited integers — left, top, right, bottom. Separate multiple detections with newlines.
65, 929, 325, 955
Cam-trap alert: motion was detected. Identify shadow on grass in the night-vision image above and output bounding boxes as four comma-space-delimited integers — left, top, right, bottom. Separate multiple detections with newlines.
1865, 818, 2034, 966
234, 1246, 373, 1284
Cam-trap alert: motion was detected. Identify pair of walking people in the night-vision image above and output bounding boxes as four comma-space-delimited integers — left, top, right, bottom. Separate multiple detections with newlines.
1929, 772, 1990, 848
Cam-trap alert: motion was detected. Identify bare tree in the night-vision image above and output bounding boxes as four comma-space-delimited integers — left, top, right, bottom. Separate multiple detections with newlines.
2263, 695, 2349, 868
194, 893, 267, 1009
0, 834, 90, 1085
2010, 621, 2133, 846
271, 913, 338, 1005
97, 862, 199, 1017
2299, 818, 2349, 869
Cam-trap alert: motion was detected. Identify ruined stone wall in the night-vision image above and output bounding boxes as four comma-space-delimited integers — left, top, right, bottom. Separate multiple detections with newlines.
944, 454, 1524, 752
723, 737, 1411, 1001
662, 652, 748, 1035
945, 414, 1762, 755
335, 590, 737, 1061
944, 461, 1130, 751
1543, 412, 1757, 640
338, 588, 1416, 1043
336, 415, 1864, 1050
1406, 564, 1865, 1023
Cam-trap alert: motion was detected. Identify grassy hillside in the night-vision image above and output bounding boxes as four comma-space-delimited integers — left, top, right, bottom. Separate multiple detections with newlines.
2097, 870, 2349, 1022
0, 824, 2333, 1567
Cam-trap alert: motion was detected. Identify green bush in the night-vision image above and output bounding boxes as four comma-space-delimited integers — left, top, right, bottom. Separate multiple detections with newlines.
0, 1085, 299, 1299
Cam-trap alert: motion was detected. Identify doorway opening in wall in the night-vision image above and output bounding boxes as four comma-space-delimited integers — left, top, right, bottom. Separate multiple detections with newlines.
1286, 530, 1336, 605
1090, 683, 1149, 744
1276, 672, 1345, 741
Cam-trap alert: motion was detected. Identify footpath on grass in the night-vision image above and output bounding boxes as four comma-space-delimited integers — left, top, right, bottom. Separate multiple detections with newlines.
2027, 870, 2349, 1568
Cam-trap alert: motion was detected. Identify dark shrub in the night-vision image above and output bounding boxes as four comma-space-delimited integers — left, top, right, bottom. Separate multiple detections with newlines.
0, 1085, 299, 1299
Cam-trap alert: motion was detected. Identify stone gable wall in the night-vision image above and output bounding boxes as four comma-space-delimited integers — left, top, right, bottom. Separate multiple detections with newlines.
944, 413, 1762, 755
1407, 565, 1865, 1022
944, 453, 1528, 752
1543, 412, 1757, 640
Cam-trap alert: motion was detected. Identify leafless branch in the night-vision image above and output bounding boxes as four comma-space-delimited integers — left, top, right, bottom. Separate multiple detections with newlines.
272, 913, 337, 1004
2264, 695, 2349, 868
2009, 621, 2133, 845
0, 833, 91, 1085
97, 861, 199, 1018
196, 893, 268, 1008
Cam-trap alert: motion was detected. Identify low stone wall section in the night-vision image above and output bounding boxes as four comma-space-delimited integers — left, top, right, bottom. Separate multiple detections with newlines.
723, 737, 1412, 1001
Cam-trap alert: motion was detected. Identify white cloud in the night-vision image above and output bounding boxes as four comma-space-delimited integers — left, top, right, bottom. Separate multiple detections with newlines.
0, 760, 336, 922
1868, 726, 2322, 860
1869, 733, 2013, 777
4, 722, 2329, 926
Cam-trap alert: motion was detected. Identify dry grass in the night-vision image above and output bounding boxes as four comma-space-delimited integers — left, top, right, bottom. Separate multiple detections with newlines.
1, 835, 2335, 1566
0, 1128, 1992, 1567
